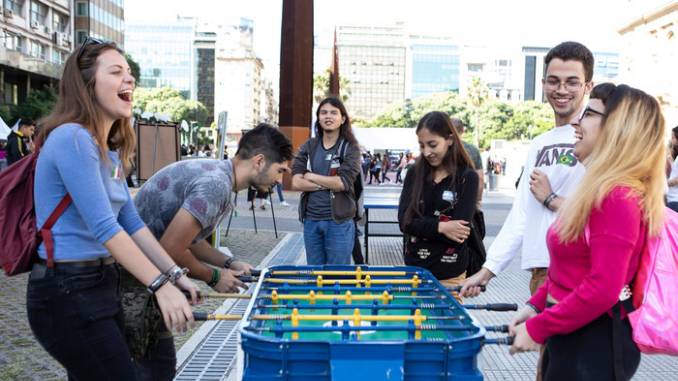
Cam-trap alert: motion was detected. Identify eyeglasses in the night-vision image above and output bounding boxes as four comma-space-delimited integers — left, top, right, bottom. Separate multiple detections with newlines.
578, 106, 606, 122
75, 35, 105, 62
544, 78, 585, 92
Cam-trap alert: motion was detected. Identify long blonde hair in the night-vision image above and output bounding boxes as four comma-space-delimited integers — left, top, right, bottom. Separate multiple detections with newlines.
558, 84, 666, 241
38, 41, 136, 170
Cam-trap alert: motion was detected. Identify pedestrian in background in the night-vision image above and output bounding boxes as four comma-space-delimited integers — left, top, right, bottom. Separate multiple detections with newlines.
395, 152, 406, 184
6, 118, 36, 165
381, 151, 392, 183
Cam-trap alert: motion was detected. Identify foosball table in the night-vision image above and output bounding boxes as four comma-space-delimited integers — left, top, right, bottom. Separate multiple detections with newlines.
191, 265, 514, 381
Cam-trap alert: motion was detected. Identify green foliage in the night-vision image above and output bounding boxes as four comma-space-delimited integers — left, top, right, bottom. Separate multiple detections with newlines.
133, 87, 208, 125
125, 54, 141, 83
313, 68, 351, 104
367, 84, 553, 148
9, 87, 58, 122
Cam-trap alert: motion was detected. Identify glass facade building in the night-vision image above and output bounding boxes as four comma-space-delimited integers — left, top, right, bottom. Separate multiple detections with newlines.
73, 0, 124, 45
411, 43, 460, 99
125, 21, 195, 99
337, 25, 406, 120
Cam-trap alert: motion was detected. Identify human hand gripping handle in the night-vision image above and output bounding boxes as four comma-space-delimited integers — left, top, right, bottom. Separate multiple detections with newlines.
460, 268, 494, 298
438, 219, 470, 243
508, 305, 538, 336
174, 275, 201, 305
212, 268, 247, 293
154, 282, 195, 333
509, 322, 541, 355
229, 260, 253, 275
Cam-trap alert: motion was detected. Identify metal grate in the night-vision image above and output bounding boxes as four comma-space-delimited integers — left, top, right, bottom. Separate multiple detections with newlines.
174, 299, 249, 381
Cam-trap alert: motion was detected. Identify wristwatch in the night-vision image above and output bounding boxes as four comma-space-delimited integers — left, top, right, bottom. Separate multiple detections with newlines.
223, 257, 234, 269
147, 273, 170, 294
166, 265, 188, 285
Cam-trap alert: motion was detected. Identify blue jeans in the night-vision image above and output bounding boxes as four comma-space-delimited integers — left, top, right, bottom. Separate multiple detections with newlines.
303, 219, 355, 265
668, 201, 678, 213
26, 263, 136, 381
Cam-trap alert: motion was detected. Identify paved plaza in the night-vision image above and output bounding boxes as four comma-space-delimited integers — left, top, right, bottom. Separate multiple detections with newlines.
1, 184, 677, 380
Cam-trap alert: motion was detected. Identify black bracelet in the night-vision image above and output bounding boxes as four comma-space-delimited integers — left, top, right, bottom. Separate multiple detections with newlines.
147, 273, 170, 294
223, 257, 234, 269
207, 268, 220, 287
543, 192, 558, 209
526, 302, 540, 314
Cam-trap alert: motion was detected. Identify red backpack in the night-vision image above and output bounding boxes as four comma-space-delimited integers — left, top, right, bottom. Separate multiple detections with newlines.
0, 152, 71, 275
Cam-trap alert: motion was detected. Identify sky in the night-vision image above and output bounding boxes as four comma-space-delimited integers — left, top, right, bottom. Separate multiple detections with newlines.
125, 0, 670, 69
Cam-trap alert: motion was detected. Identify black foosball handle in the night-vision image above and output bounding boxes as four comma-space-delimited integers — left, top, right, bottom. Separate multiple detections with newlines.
485, 324, 509, 333
463, 303, 518, 311
446, 285, 486, 293
236, 275, 258, 283
485, 336, 514, 345
485, 303, 518, 311
193, 311, 209, 321
250, 269, 262, 277
181, 290, 202, 300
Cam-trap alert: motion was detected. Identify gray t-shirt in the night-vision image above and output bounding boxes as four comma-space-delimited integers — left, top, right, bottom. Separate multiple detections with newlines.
135, 159, 234, 242
462, 141, 483, 171
305, 142, 340, 220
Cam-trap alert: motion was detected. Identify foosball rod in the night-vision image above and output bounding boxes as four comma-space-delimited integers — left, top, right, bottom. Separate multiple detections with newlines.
183, 291, 514, 311
255, 301, 515, 312
248, 282, 486, 294
242, 324, 510, 333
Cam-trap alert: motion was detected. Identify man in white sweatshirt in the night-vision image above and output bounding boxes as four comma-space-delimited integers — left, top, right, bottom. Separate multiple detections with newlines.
461, 42, 593, 296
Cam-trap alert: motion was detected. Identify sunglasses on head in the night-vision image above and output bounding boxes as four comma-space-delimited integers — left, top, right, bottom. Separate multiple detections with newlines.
75, 36, 106, 61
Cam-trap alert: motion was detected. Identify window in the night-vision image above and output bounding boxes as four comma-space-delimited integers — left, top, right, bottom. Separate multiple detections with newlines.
30, 1, 48, 24
4, 0, 24, 13
30, 40, 45, 59
53, 12, 68, 33
76, 1, 88, 16
3, 83, 19, 105
75, 30, 88, 44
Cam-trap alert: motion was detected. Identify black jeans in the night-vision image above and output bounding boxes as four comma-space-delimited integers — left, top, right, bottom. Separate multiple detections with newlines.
26, 263, 136, 381
542, 311, 640, 381
133, 324, 177, 381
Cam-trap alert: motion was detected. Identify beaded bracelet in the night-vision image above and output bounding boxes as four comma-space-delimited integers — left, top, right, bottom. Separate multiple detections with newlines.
207, 268, 220, 288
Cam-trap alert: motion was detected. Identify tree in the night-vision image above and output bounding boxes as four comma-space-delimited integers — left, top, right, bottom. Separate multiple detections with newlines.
125, 54, 141, 84
10, 87, 58, 122
133, 87, 208, 125
467, 77, 490, 146
313, 68, 351, 104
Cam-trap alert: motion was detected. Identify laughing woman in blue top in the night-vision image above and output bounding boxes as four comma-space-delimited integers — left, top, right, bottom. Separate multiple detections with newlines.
28, 39, 199, 380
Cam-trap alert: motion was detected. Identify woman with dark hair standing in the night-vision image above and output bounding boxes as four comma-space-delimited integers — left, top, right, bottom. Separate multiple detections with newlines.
28, 38, 198, 379
667, 126, 678, 212
292, 97, 361, 265
398, 111, 479, 294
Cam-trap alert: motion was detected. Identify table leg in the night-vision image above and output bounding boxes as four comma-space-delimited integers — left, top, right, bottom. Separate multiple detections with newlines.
364, 208, 369, 264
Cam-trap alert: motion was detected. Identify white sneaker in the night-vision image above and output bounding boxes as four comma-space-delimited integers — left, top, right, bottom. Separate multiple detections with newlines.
280, 201, 290, 207
263, 199, 271, 205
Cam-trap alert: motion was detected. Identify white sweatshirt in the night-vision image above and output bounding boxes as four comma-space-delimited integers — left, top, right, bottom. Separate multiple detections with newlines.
484, 125, 586, 274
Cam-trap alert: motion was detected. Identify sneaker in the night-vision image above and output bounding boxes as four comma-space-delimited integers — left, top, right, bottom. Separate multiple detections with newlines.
260, 205, 266, 210
248, 205, 254, 211
280, 201, 290, 207
263, 199, 271, 205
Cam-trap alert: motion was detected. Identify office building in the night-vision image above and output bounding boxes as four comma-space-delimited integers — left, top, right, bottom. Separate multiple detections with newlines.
1, 0, 73, 110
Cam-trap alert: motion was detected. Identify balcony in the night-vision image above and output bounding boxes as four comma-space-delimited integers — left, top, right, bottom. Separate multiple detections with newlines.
0, 47, 63, 79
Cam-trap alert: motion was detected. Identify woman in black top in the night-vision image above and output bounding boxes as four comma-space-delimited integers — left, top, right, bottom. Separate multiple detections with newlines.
398, 111, 479, 296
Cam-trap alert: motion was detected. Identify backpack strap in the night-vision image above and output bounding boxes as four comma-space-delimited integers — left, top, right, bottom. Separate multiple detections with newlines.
39, 194, 72, 268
